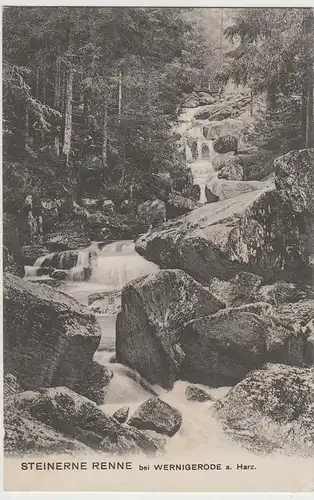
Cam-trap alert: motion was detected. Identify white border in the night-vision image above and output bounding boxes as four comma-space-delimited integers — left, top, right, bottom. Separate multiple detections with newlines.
1, 1, 314, 499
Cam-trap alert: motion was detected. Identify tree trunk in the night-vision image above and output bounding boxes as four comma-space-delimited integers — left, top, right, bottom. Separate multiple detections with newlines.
62, 64, 73, 166
305, 10, 314, 148
54, 57, 61, 156
302, 8, 314, 148
36, 70, 40, 99
305, 65, 314, 148
40, 66, 47, 147
60, 68, 66, 114
250, 89, 253, 117
118, 69, 123, 120
219, 8, 224, 67
83, 89, 89, 116
102, 102, 108, 168
24, 100, 30, 151
41, 66, 46, 104
301, 84, 307, 147
266, 84, 277, 112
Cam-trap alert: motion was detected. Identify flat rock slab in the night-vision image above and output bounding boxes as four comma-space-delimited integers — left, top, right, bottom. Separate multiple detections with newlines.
136, 158, 313, 284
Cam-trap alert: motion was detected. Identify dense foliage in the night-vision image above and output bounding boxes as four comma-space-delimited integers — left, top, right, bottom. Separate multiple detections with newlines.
221, 8, 314, 152
3, 7, 209, 212
3, 7, 313, 219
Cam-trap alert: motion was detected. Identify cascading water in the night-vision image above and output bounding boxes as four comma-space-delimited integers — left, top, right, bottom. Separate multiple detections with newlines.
176, 106, 218, 203
20, 105, 314, 485
90, 241, 159, 289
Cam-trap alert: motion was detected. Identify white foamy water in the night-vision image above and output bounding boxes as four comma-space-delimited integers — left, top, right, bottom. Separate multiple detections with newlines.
91, 253, 159, 288
176, 106, 217, 203
20, 103, 314, 489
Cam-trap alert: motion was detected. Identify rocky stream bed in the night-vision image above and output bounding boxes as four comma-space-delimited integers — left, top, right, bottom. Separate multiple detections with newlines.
3, 95, 314, 490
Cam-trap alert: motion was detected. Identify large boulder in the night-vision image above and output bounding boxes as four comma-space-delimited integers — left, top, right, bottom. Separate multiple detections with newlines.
136, 150, 313, 284
213, 364, 314, 455
180, 309, 267, 386
205, 178, 270, 203
209, 272, 264, 307
213, 135, 238, 154
88, 290, 121, 315
45, 231, 90, 252
113, 407, 129, 424
218, 159, 244, 181
203, 119, 244, 140
166, 193, 201, 219
128, 397, 182, 437
197, 92, 216, 106
116, 269, 224, 388
4, 408, 89, 457
272, 300, 314, 334
185, 385, 212, 402
3, 213, 24, 276
255, 281, 309, 305
215, 149, 275, 181
5, 387, 163, 456
180, 309, 308, 387
240, 149, 275, 181
137, 199, 166, 227
22, 244, 50, 266
212, 152, 235, 171
3, 273, 111, 402
275, 148, 314, 214
79, 360, 113, 405
136, 189, 268, 285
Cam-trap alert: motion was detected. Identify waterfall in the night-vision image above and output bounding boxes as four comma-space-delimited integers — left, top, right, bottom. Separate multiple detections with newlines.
176, 107, 217, 203
30, 240, 159, 293
90, 251, 159, 289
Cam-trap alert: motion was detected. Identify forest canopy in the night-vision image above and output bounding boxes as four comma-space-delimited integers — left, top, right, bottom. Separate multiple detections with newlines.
3, 7, 314, 214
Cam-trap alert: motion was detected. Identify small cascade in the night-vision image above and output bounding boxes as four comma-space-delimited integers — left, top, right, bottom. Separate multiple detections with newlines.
24, 265, 42, 277
28, 240, 159, 302
176, 106, 218, 203
35, 249, 79, 270
90, 252, 159, 289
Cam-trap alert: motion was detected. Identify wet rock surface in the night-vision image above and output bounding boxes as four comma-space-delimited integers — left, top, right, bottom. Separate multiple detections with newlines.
185, 385, 212, 402
3, 273, 102, 399
5, 387, 163, 456
113, 407, 130, 424
209, 272, 264, 307
4, 408, 89, 457
213, 363, 314, 455
205, 178, 271, 203
88, 290, 121, 315
136, 150, 313, 284
137, 199, 166, 227
116, 269, 224, 388
3, 374, 23, 400
128, 397, 182, 437
180, 307, 309, 387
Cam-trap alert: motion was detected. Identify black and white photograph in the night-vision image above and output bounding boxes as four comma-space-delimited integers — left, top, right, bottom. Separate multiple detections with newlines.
2, 5, 314, 492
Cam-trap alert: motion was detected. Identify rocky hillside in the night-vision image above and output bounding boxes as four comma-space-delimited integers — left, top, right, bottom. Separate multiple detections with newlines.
136, 149, 314, 284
